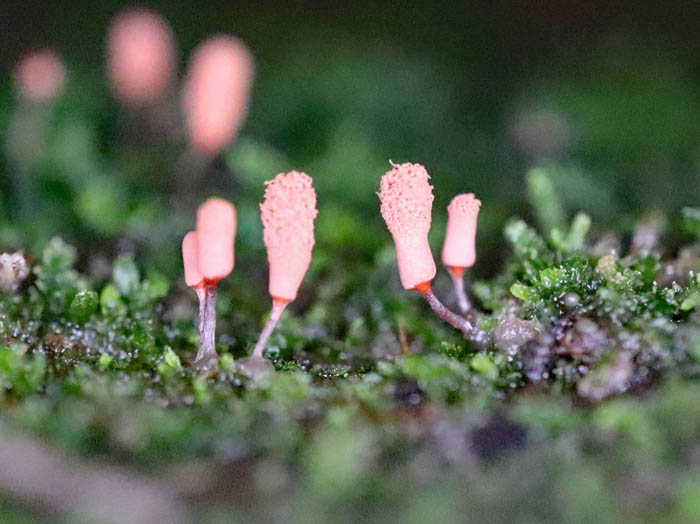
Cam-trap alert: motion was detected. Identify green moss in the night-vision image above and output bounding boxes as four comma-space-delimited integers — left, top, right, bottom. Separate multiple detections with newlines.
1, 54, 700, 524
68, 290, 98, 323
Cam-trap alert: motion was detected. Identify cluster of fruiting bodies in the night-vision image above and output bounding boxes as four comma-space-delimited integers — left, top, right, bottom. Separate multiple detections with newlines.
182, 172, 318, 375
183, 161, 481, 375
10, 8, 483, 375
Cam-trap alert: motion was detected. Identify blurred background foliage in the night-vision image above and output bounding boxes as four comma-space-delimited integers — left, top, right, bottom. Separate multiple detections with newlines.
1, 1, 699, 273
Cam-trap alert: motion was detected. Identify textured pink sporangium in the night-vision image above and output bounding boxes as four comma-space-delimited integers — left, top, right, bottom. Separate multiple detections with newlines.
182, 36, 253, 155
260, 171, 318, 302
378, 162, 436, 291
378, 163, 486, 343
441, 193, 481, 273
107, 8, 175, 106
13, 49, 66, 103
246, 171, 318, 363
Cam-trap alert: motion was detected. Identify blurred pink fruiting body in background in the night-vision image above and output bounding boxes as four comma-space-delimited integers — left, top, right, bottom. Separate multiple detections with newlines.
441, 193, 481, 269
107, 8, 175, 106
183, 36, 254, 155
196, 198, 236, 282
378, 162, 437, 290
182, 231, 204, 288
260, 171, 318, 301
13, 49, 66, 103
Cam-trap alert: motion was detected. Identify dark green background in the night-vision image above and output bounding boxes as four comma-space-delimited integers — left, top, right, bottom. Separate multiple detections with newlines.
3, 0, 699, 226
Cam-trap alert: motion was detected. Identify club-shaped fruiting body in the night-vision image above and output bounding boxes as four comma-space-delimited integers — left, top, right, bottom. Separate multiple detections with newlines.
441, 193, 481, 270
182, 36, 253, 155
378, 162, 436, 290
182, 199, 236, 372
13, 49, 66, 103
107, 8, 175, 106
245, 171, 316, 366
260, 171, 318, 301
182, 231, 204, 289
196, 198, 237, 282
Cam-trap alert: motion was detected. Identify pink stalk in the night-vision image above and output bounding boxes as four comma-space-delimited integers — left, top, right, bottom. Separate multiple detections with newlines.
449, 267, 471, 314
378, 163, 487, 344
13, 49, 66, 103
106, 8, 175, 107
182, 36, 253, 156
252, 299, 288, 359
250, 171, 318, 360
440, 193, 481, 314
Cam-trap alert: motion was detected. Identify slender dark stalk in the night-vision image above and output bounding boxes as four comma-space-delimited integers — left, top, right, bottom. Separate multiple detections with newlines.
252, 299, 288, 359
194, 283, 218, 370
416, 283, 490, 347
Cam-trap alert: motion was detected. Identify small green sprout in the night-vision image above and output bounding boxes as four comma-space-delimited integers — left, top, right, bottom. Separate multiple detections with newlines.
68, 290, 98, 323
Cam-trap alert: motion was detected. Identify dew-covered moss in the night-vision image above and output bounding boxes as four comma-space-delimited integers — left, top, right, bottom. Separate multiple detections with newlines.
1, 162, 700, 522
1, 36, 700, 522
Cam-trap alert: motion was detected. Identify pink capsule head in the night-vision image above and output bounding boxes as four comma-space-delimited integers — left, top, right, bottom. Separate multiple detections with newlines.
260, 171, 318, 301
182, 231, 204, 288
441, 193, 481, 269
183, 36, 254, 155
107, 8, 175, 106
196, 198, 237, 282
378, 162, 437, 290
13, 49, 66, 103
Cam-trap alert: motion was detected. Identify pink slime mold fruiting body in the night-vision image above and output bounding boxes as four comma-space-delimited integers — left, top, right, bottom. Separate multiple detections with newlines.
260, 171, 318, 302
196, 198, 237, 283
441, 193, 481, 270
378, 162, 436, 291
248, 172, 318, 363
187, 198, 236, 373
13, 49, 66, 103
377, 162, 489, 346
182, 36, 253, 155
107, 8, 175, 106
441, 193, 481, 314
